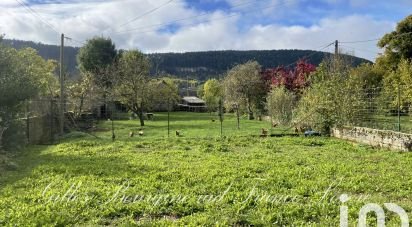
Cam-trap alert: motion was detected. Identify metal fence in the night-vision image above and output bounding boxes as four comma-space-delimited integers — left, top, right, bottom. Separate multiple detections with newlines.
10, 84, 412, 145
348, 86, 412, 134
24, 99, 60, 144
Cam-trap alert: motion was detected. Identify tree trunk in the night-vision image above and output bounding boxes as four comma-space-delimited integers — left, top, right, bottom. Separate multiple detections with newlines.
246, 98, 254, 120
0, 126, 7, 152
137, 107, 145, 127
103, 93, 108, 119
78, 96, 85, 118
247, 105, 254, 120
236, 108, 240, 129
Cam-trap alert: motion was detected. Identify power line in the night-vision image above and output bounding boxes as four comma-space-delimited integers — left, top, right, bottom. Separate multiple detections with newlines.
12, 0, 87, 48
14, 0, 60, 34
65, 36, 86, 46
117, 0, 175, 28
340, 31, 412, 44
340, 38, 380, 44
340, 44, 381, 55
112, 0, 292, 35
282, 42, 335, 68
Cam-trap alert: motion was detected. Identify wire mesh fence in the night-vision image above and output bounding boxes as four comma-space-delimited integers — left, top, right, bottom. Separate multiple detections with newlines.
348, 86, 412, 134
10, 83, 412, 145
25, 99, 60, 145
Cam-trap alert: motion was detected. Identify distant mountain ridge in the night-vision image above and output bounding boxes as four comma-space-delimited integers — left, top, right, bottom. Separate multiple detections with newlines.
2, 39, 371, 80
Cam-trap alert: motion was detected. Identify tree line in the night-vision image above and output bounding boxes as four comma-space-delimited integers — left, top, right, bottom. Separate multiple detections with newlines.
3, 39, 370, 81
197, 14, 412, 134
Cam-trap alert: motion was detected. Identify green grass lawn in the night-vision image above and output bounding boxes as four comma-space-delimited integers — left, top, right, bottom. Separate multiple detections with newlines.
1, 112, 412, 225
99, 112, 289, 139
356, 115, 412, 134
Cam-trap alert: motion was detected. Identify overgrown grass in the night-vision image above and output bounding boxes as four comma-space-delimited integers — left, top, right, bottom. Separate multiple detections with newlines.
0, 112, 411, 225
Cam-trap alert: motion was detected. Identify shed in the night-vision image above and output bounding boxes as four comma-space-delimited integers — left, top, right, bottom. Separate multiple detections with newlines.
178, 96, 207, 112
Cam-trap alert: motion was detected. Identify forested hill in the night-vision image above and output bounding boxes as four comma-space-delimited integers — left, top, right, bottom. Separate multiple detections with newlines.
3, 39, 370, 80
148, 50, 369, 80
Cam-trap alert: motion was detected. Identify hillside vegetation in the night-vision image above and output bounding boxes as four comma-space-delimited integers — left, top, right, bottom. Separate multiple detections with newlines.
2, 39, 369, 80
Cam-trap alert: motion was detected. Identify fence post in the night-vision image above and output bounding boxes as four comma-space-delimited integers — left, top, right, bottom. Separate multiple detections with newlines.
398, 84, 401, 132
50, 99, 54, 144
26, 100, 30, 144
219, 99, 223, 138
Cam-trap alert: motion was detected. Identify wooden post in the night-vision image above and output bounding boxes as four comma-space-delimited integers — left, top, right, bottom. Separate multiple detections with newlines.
59, 33, 65, 135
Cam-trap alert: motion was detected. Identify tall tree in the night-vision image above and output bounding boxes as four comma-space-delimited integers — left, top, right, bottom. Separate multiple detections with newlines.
114, 50, 150, 126
377, 14, 412, 69
77, 37, 117, 118
77, 37, 117, 75
224, 61, 265, 120
202, 79, 223, 114
67, 72, 96, 118
148, 78, 180, 112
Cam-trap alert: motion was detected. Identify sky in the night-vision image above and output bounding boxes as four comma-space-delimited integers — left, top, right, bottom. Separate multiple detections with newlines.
0, 0, 411, 61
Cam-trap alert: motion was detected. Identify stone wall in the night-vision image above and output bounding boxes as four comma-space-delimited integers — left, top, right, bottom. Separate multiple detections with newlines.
332, 127, 412, 151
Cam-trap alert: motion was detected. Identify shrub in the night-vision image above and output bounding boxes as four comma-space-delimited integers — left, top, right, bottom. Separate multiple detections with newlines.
295, 57, 365, 135
266, 86, 295, 125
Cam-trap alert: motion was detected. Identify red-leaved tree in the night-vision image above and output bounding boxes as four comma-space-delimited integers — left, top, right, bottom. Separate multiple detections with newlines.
261, 60, 316, 94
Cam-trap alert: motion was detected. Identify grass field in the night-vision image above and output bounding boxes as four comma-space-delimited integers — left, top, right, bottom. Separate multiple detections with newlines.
1, 112, 412, 225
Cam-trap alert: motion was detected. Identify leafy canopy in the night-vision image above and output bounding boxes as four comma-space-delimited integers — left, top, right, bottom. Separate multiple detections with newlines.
77, 37, 117, 89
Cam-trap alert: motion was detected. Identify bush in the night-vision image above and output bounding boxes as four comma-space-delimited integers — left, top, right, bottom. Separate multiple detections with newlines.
2, 120, 27, 152
266, 86, 295, 125
295, 58, 365, 135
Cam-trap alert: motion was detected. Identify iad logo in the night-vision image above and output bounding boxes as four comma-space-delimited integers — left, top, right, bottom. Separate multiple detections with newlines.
339, 194, 409, 227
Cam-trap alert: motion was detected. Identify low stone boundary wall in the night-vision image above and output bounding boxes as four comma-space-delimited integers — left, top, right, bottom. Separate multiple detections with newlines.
332, 127, 412, 151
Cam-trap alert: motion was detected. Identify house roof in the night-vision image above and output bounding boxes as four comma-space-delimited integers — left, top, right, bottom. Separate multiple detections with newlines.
182, 96, 206, 104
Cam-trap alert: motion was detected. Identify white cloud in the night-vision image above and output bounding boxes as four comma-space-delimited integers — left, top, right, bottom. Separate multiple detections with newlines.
0, 0, 402, 61
153, 14, 394, 61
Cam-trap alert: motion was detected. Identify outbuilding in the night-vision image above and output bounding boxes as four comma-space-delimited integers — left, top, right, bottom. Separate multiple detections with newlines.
178, 96, 207, 112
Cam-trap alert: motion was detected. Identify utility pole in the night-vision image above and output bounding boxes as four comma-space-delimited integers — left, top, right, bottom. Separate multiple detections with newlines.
59, 33, 65, 135
334, 40, 339, 73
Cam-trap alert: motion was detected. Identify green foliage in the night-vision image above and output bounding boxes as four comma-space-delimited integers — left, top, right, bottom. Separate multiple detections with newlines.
0, 44, 56, 151
381, 59, 412, 109
266, 86, 295, 125
377, 14, 412, 69
1, 120, 26, 151
114, 50, 150, 126
202, 79, 223, 112
197, 83, 204, 98
77, 37, 117, 89
148, 78, 180, 111
224, 61, 266, 120
349, 63, 384, 90
67, 72, 96, 118
2, 39, 79, 76
296, 58, 364, 134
